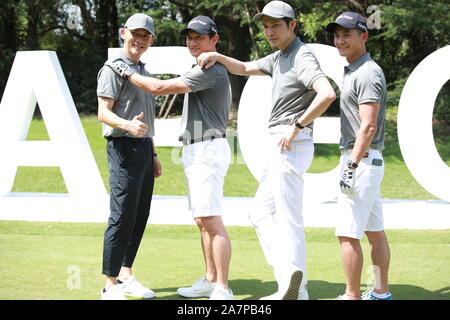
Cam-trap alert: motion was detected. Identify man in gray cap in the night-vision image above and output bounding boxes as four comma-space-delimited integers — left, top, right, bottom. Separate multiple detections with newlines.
326, 12, 392, 300
197, 1, 336, 300
106, 15, 234, 300
97, 13, 161, 300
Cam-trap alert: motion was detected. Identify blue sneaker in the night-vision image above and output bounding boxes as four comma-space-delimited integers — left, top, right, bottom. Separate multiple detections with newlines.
361, 289, 393, 300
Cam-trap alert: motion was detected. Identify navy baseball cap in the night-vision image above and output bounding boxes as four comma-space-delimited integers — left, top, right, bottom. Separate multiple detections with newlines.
180, 16, 218, 35
253, 1, 295, 21
326, 12, 368, 33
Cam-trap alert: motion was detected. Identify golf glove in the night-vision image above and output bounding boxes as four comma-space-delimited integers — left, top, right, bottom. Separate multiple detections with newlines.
105, 58, 134, 79
340, 167, 356, 196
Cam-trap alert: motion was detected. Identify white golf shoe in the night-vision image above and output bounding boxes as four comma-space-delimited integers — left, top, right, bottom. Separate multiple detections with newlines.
101, 284, 127, 300
177, 276, 215, 298
260, 268, 304, 300
260, 286, 309, 300
117, 276, 155, 299
210, 286, 234, 300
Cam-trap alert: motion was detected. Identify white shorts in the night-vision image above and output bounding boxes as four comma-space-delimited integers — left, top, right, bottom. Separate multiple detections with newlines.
335, 149, 385, 239
181, 138, 231, 218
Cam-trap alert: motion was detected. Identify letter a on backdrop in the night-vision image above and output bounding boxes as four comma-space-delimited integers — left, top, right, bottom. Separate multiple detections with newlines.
0, 51, 108, 221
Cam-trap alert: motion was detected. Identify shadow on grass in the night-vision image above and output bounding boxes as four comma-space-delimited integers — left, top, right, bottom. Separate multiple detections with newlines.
152, 280, 450, 300
151, 279, 278, 300
309, 280, 450, 300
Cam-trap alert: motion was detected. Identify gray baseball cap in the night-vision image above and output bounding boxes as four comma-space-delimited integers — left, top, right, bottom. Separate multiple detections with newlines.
253, 1, 295, 22
124, 13, 156, 37
326, 12, 368, 33
180, 15, 218, 35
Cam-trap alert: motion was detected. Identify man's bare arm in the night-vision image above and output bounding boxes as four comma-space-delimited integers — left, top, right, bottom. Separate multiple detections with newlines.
97, 96, 148, 137
197, 52, 264, 76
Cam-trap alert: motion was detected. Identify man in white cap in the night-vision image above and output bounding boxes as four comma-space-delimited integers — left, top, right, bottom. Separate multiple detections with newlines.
97, 13, 161, 300
197, 1, 336, 300
326, 12, 392, 301
106, 15, 234, 300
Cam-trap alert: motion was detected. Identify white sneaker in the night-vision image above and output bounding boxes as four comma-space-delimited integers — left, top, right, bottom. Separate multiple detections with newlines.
260, 291, 283, 300
298, 287, 309, 300
282, 269, 303, 300
260, 269, 304, 300
210, 286, 234, 300
177, 277, 215, 298
101, 284, 127, 300
260, 288, 308, 300
118, 276, 155, 299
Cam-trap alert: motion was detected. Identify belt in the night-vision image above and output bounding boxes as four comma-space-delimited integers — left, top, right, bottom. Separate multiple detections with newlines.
341, 148, 381, 158
268, 125, 312, 136
179, 133, 226, 145
106, 136, 152, 142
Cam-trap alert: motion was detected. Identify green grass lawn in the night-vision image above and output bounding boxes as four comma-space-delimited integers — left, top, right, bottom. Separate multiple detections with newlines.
2, 116, 450, 300
0, 221, 449, 300
10, 115, 449, 199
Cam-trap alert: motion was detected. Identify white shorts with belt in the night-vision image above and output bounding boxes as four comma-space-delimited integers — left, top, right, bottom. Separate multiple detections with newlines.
336, 148, 385, 239
181, 138, 231, 218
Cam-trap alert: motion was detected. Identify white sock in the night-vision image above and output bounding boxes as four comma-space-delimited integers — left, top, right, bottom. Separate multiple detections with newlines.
372, 291, 391, 298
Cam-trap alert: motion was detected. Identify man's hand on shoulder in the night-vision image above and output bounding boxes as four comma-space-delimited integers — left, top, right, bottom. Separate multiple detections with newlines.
197, 52, 219, 70
105, 58, 134, 79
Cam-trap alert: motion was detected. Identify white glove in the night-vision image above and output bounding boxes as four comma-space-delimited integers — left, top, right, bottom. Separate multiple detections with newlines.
105, 58, 134, 79
340, 167, 356, 196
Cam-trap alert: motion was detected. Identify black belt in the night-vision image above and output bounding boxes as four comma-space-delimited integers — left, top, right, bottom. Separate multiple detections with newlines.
179, 133, 226, 145
106, 136, 152, 142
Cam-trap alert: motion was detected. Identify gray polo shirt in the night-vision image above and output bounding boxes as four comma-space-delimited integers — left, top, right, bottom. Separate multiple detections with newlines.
340, 53, 387, 150
179, 63, 231, 141
256, 38, 325, 128
97, 51, 156, 138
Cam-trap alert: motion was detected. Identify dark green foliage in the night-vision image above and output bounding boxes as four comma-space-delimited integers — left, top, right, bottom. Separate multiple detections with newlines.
0, 0, 449, 122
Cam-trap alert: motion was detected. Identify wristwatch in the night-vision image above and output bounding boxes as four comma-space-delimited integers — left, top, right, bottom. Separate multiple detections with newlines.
347, 159, 358, 169
295, 122, 305, 129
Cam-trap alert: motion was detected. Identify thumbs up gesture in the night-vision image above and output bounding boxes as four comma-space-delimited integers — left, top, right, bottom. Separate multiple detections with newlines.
127, 112, 148, 137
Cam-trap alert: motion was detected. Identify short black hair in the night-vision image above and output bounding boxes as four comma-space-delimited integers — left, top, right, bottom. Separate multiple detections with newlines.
283, 18, 299, 34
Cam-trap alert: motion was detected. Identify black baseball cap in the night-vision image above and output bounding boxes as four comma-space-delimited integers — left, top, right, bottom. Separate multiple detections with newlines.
180, 15, 218, 35
326, 12, 368, 33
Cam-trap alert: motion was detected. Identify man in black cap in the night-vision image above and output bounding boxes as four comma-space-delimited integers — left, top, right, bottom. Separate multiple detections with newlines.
97, 13, 161, 300
197, 1, 336, 300
106, 15, 234, 300
326, 12, 392, 300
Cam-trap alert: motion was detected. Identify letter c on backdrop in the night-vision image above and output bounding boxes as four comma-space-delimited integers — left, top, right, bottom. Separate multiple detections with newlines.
397, 45, 450, 202
238, 44, 347, 203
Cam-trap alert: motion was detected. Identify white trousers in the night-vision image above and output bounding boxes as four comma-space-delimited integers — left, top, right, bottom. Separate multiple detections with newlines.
249, 128, 314, 291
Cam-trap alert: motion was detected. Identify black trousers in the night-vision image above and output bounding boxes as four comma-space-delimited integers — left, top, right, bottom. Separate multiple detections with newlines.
102, 137, 155, 277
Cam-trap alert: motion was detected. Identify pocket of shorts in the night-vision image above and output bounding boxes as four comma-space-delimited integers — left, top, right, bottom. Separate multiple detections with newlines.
372, 158, 383, 166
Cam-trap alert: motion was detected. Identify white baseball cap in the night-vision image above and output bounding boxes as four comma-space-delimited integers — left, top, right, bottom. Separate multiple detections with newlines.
124, 13, 156, 37
253, 1, 296, 21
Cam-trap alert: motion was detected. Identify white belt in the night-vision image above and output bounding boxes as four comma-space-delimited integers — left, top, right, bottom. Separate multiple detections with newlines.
341, 148, 381, 155
268, 125, 312, 136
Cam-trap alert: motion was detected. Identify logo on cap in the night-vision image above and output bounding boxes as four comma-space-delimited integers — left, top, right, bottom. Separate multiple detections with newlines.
340, 14, 355, 21
191, 19, 207, 26
180, 15, 218, 35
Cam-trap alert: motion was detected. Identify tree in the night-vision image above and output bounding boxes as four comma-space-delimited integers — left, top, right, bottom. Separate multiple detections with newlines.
0, 0, 448, 122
